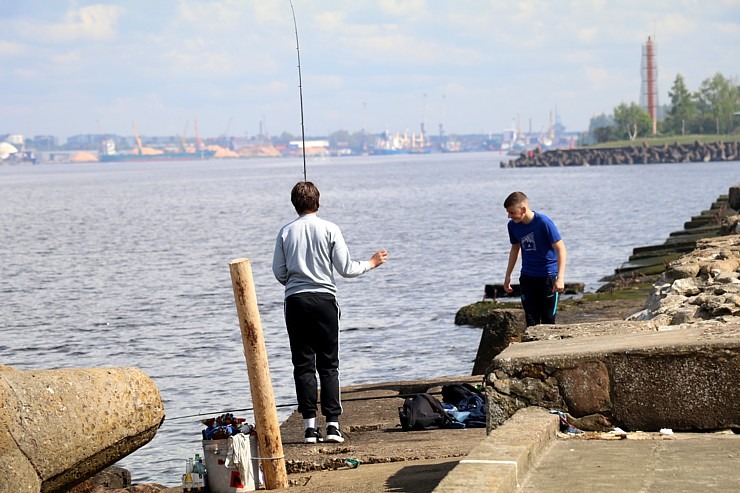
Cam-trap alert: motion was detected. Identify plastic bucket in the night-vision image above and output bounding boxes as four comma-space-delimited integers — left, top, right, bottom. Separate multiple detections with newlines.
202, 437, 259, 493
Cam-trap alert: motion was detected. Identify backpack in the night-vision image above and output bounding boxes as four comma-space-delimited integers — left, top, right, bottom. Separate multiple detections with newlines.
398, 393, 455, 431
441, 383, 482, 405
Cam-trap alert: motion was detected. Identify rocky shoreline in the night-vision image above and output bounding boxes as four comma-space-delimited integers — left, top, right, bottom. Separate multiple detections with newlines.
502, 140, 740, 167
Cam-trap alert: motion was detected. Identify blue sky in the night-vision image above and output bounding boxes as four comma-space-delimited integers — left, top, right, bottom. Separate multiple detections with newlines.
2, 1, 738, 141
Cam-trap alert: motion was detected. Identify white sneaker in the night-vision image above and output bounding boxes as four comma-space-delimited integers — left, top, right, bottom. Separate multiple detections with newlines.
325, 424, 344, 443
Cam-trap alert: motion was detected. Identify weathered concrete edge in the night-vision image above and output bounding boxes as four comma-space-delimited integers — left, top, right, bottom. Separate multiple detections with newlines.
432, 407, 558, 493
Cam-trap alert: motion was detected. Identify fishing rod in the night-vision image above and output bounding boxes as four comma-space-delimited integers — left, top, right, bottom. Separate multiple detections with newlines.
166, 390, 451, 421
289, 0, 308, 182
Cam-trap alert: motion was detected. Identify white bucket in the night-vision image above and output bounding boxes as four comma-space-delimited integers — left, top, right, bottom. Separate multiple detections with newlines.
202, 437, 260, 493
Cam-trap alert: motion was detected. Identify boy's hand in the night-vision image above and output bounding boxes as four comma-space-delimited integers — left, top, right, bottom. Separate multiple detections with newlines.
369, 249, 388, 268
553, 278, 565, 293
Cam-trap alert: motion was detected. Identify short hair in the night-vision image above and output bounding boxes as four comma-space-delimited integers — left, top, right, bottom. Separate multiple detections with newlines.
503, 191, 528, 208
291, 181, 320, 213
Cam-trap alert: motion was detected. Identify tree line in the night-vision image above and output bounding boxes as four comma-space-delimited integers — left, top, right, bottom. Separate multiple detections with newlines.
585, 72, 738, 144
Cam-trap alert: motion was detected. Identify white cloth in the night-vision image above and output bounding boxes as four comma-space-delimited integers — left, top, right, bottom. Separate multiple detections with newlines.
225, 434, 255, 488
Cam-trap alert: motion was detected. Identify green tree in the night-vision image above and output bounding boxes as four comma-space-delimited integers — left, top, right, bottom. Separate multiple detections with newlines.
612, 103, 652, 140
695, 72, 738, 134
328, 129, 351, 147
272, 131, 296, 146
664, 74, 697, 135
586, 113, 616, 143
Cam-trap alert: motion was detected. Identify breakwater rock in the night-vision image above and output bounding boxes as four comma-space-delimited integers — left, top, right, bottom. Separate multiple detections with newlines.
0, 366, 165, 493
600, 185, 739, 288
501, 140, 740, 167
630, 234, 740, 325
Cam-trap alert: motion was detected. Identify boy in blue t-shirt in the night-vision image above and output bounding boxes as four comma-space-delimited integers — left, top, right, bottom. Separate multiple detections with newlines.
503, 191, 567, 326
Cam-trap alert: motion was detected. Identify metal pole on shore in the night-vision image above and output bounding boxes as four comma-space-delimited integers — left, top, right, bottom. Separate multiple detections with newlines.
229, 258, 288, 490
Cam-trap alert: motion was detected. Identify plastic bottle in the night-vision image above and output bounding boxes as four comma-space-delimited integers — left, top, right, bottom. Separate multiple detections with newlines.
193, 455, 206, 474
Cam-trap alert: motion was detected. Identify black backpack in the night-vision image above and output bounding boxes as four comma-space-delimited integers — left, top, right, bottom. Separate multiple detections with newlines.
441, 383, 482, 405
398, 393, 455, 431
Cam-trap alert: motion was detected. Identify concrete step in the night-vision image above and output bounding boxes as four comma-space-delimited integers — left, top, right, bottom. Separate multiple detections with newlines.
669, 224, 723, 237
629, 243, 696, 260
615, 253, 682, 275
664, 230, 723, 245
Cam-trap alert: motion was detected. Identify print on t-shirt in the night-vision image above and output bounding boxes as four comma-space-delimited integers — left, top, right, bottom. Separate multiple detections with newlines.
521, 232, 536, 251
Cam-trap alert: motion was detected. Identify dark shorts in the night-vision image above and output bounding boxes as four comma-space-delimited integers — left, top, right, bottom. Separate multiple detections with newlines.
519, 274, 559, 327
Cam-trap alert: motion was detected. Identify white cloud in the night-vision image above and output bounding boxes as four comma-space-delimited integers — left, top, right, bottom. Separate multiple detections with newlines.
377, 0, 427, 18
176, 0, 258, 30
577, 27, 600, 44
716, 20, 740, 38
585, 66, 611, 90
40, 5, 123, 43
12, 67, 36, 79
0, 41, 25, 57
50, 51, 82, 66
658, 13, 698, 40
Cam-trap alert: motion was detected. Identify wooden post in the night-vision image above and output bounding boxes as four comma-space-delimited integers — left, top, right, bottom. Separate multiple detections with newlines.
229, 258, 288, 490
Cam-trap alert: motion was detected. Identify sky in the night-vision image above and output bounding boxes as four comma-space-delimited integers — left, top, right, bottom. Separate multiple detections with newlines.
1, 0, 739, 141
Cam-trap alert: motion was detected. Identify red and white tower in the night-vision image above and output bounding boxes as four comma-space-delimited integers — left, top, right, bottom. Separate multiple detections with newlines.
641, 36, 658, 135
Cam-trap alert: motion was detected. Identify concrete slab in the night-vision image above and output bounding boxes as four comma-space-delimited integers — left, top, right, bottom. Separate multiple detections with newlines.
519, 432, 740, 492
277, 376, 486, 475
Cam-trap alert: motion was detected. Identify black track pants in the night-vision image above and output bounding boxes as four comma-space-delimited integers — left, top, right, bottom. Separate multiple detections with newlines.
284, 292, 342, 421
519, 274, 559, 327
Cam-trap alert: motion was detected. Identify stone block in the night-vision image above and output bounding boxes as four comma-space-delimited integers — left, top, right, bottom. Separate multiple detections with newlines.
728, 185, 740, 210
0, 366, 164, 493
554, 361, 611, 416
472, 309, 526, 375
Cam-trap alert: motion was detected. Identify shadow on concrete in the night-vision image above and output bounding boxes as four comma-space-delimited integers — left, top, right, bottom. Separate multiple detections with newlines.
385, 460, 458, 492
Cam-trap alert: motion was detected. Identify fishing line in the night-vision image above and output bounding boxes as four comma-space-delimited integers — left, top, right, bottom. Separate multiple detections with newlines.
290, 0, 308, 181
165, 390, 450, 421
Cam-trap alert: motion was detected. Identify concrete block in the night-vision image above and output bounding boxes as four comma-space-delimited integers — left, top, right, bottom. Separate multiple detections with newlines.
0, 366, 164, 493
488, 325, 740, 431
472, 309, 526, 375
434, 407, 558, 493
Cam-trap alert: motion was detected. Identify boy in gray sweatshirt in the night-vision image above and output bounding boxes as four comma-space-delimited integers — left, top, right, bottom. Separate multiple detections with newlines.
273, 181, 387, 443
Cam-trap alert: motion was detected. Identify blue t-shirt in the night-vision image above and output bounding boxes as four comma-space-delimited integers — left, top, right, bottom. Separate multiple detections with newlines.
507, 212, 562, 277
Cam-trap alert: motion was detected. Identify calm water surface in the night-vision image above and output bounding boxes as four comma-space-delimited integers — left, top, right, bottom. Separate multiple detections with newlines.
1, 153, 737, 484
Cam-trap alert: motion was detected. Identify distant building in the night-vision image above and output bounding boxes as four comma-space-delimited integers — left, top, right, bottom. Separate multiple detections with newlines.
66, 134, 110, 150
31, 135, 57, 151
6, 134, 24, 146
288, 140, 329, 155
142, 135, 180, 147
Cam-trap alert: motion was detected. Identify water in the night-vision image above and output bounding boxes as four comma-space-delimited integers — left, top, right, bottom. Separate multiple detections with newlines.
0, 153, 737, 485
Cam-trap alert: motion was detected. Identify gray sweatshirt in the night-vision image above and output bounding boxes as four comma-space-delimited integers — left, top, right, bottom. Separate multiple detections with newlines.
272, 214, 371, 298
